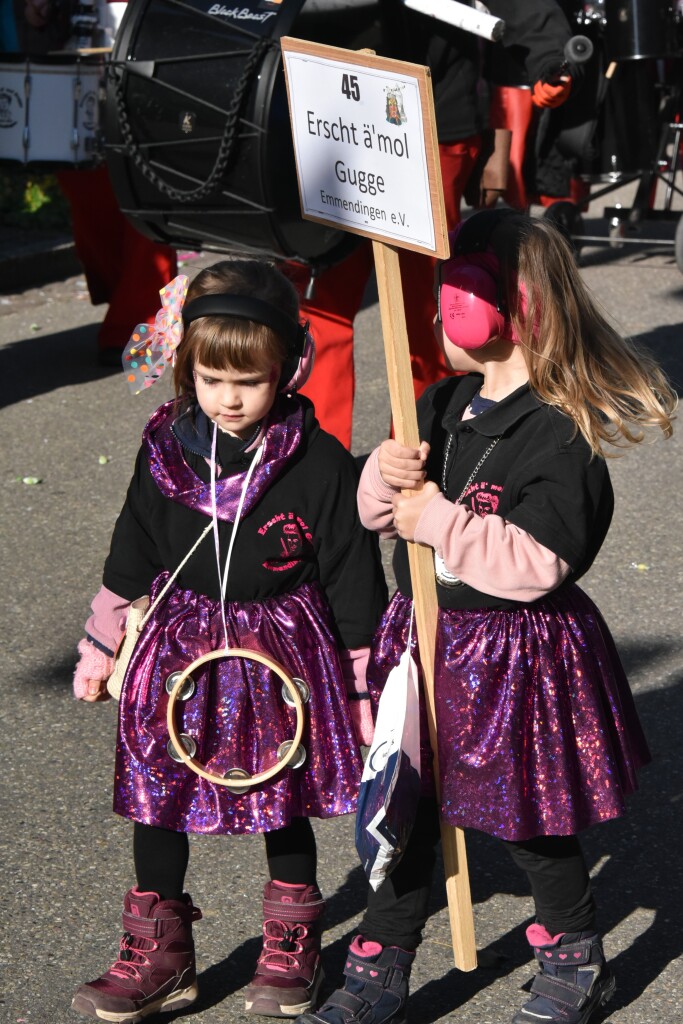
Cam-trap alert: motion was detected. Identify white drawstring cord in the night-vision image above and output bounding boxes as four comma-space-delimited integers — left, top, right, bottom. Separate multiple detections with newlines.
210, 421, 264, 650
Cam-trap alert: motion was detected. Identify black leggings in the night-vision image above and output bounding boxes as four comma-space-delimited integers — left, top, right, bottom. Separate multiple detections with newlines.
359, 798, 596, 950
133, 817, 318, 901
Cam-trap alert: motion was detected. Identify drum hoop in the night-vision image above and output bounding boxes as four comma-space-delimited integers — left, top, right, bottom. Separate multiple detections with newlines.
165, 646, 306, 789
110, 34, 273, 203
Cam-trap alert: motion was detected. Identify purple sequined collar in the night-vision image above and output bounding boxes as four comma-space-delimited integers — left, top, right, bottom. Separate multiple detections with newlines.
143, 396, 304, 522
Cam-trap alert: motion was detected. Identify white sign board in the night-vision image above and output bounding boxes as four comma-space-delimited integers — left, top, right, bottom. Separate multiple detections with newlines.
281, 38, 448, 258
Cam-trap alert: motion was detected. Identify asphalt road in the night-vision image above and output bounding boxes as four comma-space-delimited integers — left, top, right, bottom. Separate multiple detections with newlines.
1, 186, 682, 1024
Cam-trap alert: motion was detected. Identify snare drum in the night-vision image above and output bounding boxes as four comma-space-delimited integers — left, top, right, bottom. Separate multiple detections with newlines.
0, 57, 104, 166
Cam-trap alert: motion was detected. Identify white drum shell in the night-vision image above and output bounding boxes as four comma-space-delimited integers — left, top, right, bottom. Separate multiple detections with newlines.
0, 60, 103, 165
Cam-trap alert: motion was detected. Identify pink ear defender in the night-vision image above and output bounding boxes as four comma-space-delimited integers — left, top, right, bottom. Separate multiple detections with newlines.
279, 324, 315, 393
437, 257, 506, 350
437, 211, 530, 350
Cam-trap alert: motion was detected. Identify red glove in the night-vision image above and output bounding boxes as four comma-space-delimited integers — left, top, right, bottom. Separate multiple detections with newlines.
532, 77, 572, 109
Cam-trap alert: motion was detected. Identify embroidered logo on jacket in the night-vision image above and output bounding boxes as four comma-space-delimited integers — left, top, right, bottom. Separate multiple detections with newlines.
461, 481, 502, 516
258, 512, 313, 571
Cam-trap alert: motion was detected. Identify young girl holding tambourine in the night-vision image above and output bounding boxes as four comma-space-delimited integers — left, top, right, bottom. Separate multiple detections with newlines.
70, 259, 387, 1023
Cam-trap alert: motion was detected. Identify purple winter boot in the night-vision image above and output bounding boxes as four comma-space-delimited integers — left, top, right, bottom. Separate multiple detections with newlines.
296, 935, 415, 1024
71, 887, 202, 1023
244, 880, 326, 1017
513, 923, 616, 1024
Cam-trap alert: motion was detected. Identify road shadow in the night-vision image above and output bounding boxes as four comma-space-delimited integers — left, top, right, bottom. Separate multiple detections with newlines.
631, 323, 683, 394
0, 323, 118, 410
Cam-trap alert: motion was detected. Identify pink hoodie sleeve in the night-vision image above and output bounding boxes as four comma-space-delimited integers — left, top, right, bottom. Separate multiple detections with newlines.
414, 492, 571, 602
340, 647, 374, 746
357, 448, 399, 538
85, 585, 131, 656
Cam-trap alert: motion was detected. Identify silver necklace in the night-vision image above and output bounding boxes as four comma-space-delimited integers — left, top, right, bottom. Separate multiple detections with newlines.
435, 433, 501, 588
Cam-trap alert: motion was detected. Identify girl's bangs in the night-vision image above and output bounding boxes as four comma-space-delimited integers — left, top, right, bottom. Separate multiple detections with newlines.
192, 319, 280, 373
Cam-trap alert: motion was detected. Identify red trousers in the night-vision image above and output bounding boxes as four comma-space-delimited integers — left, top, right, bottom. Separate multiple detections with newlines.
285, 137, 481, 449
489, 85, 535, 210
489, 85, 590, 211
56, 164, 177, 352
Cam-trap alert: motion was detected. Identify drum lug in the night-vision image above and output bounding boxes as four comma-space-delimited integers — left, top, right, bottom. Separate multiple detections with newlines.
125, 60, 156, 80
304, 267, 318, 301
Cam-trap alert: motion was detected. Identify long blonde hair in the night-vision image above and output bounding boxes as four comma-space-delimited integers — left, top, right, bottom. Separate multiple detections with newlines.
505, 218, 677, 455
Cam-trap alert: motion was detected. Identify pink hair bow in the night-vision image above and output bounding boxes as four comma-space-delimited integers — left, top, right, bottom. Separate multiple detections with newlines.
122, 274, 189, 394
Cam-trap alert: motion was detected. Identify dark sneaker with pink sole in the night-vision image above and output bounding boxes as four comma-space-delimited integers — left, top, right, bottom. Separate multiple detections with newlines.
513, 924, 616, 1024
295, 935, 415, 1024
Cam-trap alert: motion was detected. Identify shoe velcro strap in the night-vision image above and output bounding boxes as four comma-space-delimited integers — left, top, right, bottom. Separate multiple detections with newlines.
534, 940, 592, 966
324, 989, 370, 1017
530, 973, 588, 1010
343, 952, 391, 987
121, 911, 164, 938
263, 898, 325, 923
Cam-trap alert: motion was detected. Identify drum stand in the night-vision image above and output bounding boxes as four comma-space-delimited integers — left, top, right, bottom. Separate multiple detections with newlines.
544, 60, 683, 273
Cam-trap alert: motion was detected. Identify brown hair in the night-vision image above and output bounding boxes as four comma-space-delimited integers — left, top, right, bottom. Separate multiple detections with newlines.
173, 259, 299, 402
503, 218, 677, 455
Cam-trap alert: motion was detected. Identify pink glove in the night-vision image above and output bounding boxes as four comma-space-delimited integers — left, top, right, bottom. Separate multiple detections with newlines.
73, 639, 115, 702
341, 648, 374, 747
532, 77, 572, 109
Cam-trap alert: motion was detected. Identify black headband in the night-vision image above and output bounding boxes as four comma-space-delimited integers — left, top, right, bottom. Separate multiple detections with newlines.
452, 208, 529, 264
451, 208, 529, 313
182, 294, 306, 357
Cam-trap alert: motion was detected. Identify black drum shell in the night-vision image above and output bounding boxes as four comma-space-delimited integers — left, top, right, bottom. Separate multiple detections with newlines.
104, 0, 379, 264
604, 0, 678, 61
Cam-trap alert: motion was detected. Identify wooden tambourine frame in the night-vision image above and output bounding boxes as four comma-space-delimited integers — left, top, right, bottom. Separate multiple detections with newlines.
166, 648, 305, 790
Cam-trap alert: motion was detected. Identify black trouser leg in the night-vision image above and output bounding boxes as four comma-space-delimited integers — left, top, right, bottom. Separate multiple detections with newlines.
359, 798, 441, 951
503, 834, 596, 934
263, 816, 318, 886
133, 822, 190, 901
133, 818, 317, 901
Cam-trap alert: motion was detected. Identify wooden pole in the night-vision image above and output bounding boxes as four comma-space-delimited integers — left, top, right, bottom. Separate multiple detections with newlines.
372, 240, 477, 972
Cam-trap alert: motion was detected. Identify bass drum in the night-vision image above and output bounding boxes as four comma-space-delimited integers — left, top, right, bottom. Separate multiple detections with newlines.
105, 0, 380, 264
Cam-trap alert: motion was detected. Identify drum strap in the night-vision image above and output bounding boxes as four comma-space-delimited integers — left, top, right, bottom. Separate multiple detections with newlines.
110, 36, 272, 203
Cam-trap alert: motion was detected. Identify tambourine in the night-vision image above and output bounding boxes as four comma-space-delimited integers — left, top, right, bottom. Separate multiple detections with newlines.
166, 648, 307, 792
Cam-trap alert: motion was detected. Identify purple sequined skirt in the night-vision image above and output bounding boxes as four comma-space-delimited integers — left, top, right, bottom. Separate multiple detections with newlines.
368, 586, 650, 842
114, 578, 363, 835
